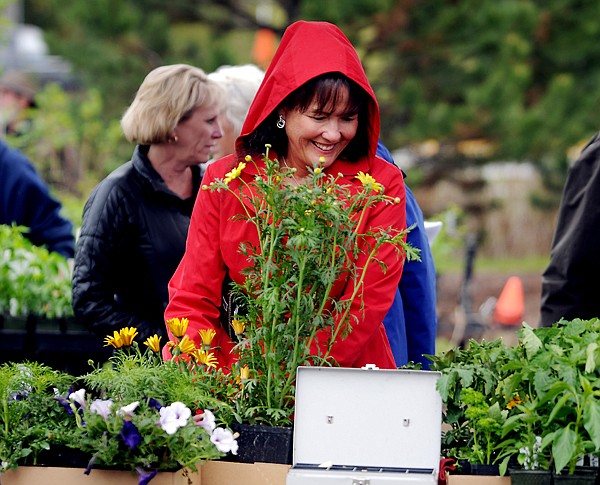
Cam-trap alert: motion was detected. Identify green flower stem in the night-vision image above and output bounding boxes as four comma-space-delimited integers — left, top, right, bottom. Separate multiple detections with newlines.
260, 206, 279, 410
72, 402, 84, 429
1, 398, 8, 437
316, 233, 341, 318
278, 255, 309, 409
324, 241, 382, 358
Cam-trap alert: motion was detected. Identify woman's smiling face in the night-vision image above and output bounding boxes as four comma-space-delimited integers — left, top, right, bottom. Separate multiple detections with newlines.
282, 85, 358, 178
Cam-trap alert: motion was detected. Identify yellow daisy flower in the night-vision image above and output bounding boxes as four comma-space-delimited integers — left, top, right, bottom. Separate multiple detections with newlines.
104, 330, 124, 348
199, 328, 216, 347
356, 171, 383, 193
166, 317, 189, 338
144, 335, 162, 353
224, 161, 247, 184
231, 319, 246, 335
192, 349, 218, 368
240, 365, 250, 380
119, 327, 138, 346
177, 334, 196, 355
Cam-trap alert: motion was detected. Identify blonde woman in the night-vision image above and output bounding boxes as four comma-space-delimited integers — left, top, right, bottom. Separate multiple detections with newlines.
72, 64, 224, 342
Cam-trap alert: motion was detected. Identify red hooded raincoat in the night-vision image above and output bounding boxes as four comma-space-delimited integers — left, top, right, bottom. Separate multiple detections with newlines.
164, 21, 406, 369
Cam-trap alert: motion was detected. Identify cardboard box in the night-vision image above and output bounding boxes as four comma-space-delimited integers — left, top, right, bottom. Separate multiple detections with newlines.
446, 475, 511, 485
1, 466, 201, 485
201, 460, 289, 485
1, 462, 290, 485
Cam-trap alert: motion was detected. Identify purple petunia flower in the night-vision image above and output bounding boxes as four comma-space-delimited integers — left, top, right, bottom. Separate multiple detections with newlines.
136, 468, 158, 485
84, 455, 97, 475
9, 389, 28, 401
120, 419, 142, 449
147, 397, 162, 410
55, 395, 74, 415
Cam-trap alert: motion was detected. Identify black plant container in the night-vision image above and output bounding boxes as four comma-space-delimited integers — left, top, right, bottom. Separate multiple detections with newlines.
554, 466, 599, 484
509, 466, 600, 485
509, 468, 553, 485
228, 423, 293, 465
21, 445, 91, 468
457, 460, 500, 476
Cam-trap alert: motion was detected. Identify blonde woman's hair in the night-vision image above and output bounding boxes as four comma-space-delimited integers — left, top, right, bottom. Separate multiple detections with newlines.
121, 64, 224, 144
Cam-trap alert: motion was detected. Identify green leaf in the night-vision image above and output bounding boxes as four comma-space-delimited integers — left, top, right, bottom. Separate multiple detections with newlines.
520, 323, 542, 358
583, 398, 600, 450
585, 342, 598, 373
546, 392, 572, 425
551, 426, 576, 473
436, 373, 453, 401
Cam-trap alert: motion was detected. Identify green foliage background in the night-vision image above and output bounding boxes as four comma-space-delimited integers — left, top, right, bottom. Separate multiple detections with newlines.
4, 0, 600, 245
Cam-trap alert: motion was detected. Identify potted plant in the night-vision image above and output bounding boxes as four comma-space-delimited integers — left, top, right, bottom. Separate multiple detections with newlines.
435, 320, 600, 483
0, 360, 75, 472
58, 326, 238, 484
0, 224, 72, 320
203, 147, 417, 462
0, 224, 106, 375
499, 320, 600, 483
429, 338, 515, 475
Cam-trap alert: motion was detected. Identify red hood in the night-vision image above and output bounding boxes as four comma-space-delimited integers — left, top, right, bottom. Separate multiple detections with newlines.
238, 20, 380, 161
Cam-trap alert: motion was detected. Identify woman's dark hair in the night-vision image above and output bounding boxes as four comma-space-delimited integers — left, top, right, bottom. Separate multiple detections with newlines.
242, 73, 370, 162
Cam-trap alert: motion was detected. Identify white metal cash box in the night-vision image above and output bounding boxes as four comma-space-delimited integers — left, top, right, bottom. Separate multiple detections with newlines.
286, 366, 442, 485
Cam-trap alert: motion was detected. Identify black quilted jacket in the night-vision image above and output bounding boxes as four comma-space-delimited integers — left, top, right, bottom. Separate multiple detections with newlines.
72, 145, 201, 341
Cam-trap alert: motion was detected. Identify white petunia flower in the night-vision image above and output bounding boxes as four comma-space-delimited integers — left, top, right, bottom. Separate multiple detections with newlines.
159, 402, 191, 435
90, 399, 113, 420
69, 388, 87, 409
117, 401, 140, 418
193, 409, 216, 434
211, 427, 239, 454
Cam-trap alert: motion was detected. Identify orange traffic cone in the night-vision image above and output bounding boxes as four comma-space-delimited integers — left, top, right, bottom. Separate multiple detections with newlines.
493, 276, 524, 326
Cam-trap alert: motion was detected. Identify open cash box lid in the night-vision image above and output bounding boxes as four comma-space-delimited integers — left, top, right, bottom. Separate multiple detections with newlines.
291, 366, 442, 473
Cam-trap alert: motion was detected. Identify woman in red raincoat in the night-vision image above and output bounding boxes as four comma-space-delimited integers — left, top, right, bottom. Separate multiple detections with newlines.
164, 21, 407, 370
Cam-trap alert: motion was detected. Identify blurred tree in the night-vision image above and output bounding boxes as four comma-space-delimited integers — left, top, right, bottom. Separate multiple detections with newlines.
6, 83, 126, 196
20, 0, 600, 201
361, 0, 600, 200
25, 0, 171, 116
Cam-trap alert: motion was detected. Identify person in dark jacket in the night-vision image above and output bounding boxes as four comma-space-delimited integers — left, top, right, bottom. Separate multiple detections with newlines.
72, 64, 224, 342
541, 131, 600, 326
0, 70, 37, 137
0, 138, 74, 258
377, 141, 437, 369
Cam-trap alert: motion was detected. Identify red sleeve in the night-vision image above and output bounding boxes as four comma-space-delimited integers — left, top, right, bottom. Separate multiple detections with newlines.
163, 165, 236, 368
